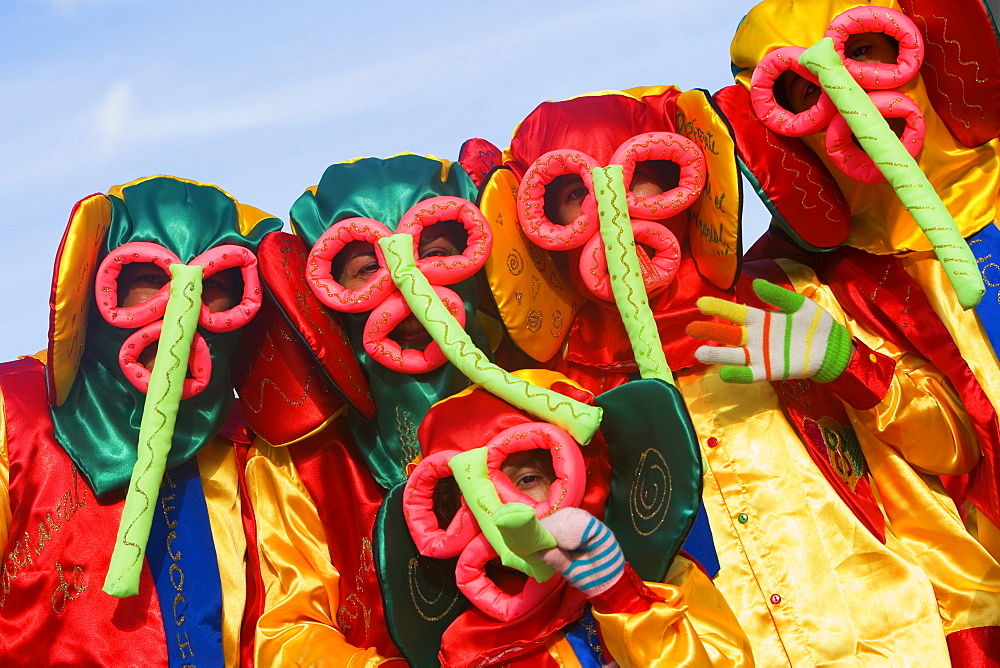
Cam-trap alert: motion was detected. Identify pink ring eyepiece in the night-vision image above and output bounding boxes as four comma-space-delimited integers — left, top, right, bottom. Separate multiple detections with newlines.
189, 245, 262, 332
404, 449, 480, 558
95, 242, 182, 328
396, 196, 493, 286
306, 217, 395, 313
825, 6, 924, 90
484, 422, 585, 518
825, 91, 925, 184
750, 46, 838, 137
455, 533, 563, 622
362, 287, 466, 374
517, 150, 600, 250
578, 220, 682, 303
610, 132, 707, 219
118, 322, 212, 398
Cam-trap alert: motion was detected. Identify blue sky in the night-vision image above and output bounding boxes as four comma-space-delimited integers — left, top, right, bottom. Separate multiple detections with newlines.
0, 0, 771, 360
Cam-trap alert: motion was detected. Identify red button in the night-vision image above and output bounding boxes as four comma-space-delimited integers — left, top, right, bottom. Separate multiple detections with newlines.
707, 437, 719, 448
770, 594, 781, 605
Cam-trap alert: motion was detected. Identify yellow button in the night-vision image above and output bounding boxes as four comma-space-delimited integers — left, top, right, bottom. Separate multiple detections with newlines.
869, 353, 878, 364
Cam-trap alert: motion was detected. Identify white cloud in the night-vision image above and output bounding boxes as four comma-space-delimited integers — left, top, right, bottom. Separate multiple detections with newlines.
95, 80, 133, 143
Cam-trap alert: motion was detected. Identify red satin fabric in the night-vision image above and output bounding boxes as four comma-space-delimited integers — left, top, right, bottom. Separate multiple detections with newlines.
251, 231, 374, 420
899, 0, 1000, 148
945, 625, 1000, 668
712, 85, 851, 250
0, 358, 168, 667
235, 289, 349, 446
417, 386, 611, 665
290, 419, 402, 659
563, 248, 735, 378
589, 564, 662, 616
235, 439, 263, 668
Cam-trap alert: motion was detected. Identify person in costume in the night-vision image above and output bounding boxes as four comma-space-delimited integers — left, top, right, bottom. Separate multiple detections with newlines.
476, 86, 1000, 665
0, 175, 281, 667
234, 154, 499, 665
719, 0, 1000, 565
399, 375, 753, 667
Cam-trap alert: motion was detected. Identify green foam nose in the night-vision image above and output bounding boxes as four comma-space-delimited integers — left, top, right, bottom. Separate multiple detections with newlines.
104, 262, 203, 598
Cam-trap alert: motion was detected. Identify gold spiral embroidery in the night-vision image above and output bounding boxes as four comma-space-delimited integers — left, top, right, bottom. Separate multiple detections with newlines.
629, 449, 672, 537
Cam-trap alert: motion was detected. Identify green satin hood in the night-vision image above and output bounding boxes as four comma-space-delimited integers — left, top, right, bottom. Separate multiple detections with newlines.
290, 155, 490, 489
50, 176, 282, 496
290, 154, 480, 243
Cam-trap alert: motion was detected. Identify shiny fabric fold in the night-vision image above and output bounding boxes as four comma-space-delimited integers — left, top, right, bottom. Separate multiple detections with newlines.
0, 358, 169, 667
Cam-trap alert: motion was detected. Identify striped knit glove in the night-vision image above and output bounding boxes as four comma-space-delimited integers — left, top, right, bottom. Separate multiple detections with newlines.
688, 279, 853, 384
537, 508, 625, 598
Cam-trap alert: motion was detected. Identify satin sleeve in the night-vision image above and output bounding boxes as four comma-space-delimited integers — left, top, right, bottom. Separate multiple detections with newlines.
593, 555, 754, 668
246, 439, 393, 667
0, 386, 9, 549
779, 259, 980, 475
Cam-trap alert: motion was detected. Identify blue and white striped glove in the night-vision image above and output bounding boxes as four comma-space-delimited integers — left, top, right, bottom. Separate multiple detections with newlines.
538, 507, 625, 598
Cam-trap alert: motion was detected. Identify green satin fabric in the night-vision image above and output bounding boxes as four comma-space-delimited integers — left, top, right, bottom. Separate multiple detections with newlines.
289, 155, 489, 489
341, 277, 490, 489
50, 177, 281, 496
289, 154, 479, 245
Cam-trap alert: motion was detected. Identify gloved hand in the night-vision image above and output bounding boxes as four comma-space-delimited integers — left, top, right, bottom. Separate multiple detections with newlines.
687, 278, 853, 384
537, 507, 625, 598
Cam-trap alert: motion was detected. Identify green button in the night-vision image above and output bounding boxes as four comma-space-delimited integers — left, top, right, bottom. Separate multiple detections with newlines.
737, 513, 749, 524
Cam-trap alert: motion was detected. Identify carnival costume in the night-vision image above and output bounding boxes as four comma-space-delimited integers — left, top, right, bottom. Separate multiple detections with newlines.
478, 86, 1000, 665
717, 2, 1000, 661
236, 155, 498, 665
721, 0, 1000, 562
396, 372, 752, 667
0, 176, 281, 667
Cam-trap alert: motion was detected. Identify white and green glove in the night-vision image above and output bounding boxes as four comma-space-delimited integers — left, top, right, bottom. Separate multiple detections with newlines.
688, 279, 853, 384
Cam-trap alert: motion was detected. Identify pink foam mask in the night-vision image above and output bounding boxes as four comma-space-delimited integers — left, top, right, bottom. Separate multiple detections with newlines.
119, 320, 212, 399
362, 286, 467, 374
404, 449, 481, 558
396, 196, 493, 285
825, 5, 924, 91
609, 132, 707, 219
95, 241, 182, 328
825, 91, 925, 183
517, 150, 601, 251
751, 46, 838, 137
404, 422, 587, 621
188, 244, 263, 333
306, 217, 395, 314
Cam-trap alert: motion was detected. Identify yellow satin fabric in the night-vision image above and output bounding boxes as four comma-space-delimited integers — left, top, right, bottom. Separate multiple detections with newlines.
680, 262, 1000, 664
680, 367, 951, 665
900, 236, 1000, 560
731, 0, 896, 79
195, 437, 249, 668
786, 259, 1000, 632
592, 556, 755, 668
245, 438, 402, 667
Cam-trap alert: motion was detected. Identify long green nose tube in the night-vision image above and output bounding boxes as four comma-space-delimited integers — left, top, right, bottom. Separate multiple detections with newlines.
799, 37, 985, 309
104, 263, 204, 598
